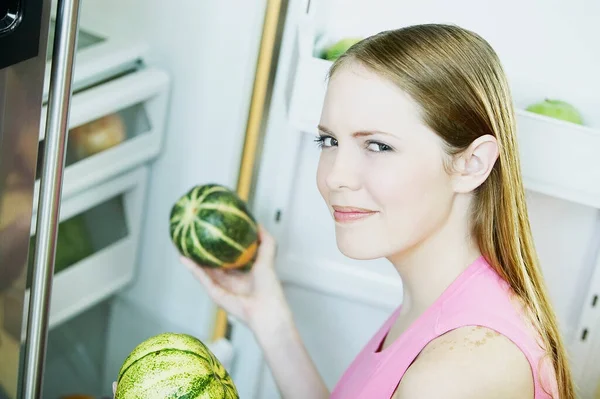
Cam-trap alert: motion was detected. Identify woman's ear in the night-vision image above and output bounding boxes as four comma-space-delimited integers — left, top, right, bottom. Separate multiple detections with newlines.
451, 134, 499, 193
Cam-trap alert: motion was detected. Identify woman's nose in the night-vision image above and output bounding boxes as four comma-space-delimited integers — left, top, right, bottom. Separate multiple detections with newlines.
325, 150, 361, 191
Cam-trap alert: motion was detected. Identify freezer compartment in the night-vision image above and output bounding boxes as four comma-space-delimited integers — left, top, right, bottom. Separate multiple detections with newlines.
34, 66, 170, 202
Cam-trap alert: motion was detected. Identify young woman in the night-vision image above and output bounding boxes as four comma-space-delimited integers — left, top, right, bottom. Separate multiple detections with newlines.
182, 23, 574, 398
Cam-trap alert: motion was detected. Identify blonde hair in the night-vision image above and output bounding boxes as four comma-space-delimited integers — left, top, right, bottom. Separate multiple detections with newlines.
329, 24, 574, 398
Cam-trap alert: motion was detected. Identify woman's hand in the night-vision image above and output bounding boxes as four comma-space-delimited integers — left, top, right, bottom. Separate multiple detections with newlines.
181, 224, 289, 331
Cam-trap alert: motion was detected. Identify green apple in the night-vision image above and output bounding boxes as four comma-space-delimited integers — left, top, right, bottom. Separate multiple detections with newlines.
526, 99, 584, 125
323, 37, 363, 61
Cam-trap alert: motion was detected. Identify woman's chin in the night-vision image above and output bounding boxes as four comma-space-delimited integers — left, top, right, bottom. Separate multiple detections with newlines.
335, 238, 384, 261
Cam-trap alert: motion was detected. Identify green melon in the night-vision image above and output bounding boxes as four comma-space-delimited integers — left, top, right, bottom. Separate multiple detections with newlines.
322, 37, 363, 61
115, 332, 238, 399
169, 184, 259, 271
526, 98, 584, 125
26, 214, 94, 289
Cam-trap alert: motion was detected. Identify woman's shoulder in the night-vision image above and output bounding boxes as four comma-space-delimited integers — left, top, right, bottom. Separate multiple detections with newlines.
393, 325, 534, 399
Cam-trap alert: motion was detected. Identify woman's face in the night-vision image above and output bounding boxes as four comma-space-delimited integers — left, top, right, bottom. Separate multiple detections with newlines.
316, 62, 458, 261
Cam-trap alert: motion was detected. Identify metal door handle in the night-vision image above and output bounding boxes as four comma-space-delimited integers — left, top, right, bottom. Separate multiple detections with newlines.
21, 0, 81, 396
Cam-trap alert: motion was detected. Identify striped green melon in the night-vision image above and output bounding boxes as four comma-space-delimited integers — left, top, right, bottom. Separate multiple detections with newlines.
115, 332, 238, 399
169, 184, 258, 271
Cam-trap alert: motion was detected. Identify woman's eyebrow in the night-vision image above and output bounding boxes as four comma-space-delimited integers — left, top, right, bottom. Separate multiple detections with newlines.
318, 125, 396, 138
317, 124, 334, 135
353, 130, 395, 138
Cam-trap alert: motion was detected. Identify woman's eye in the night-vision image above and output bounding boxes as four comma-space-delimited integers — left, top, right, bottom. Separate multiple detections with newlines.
366, 141, 392, 152
315, 135, 337, 148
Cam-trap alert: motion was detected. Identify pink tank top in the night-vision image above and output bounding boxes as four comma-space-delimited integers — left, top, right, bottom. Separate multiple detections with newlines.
330, 256, 558, 398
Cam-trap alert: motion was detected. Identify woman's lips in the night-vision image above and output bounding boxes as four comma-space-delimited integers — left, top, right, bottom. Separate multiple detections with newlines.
332, 206, 378, 223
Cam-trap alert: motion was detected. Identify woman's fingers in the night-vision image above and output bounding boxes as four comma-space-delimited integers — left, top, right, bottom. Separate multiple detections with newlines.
254, 224, 277, 270
206, 268, 252, 295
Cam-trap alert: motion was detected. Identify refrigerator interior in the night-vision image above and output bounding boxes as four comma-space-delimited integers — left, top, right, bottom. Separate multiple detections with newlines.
16, 0, 268, 397
15, 0, 600, 398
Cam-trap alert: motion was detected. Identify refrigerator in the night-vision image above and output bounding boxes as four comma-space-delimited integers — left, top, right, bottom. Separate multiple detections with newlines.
2, 0, 600, 398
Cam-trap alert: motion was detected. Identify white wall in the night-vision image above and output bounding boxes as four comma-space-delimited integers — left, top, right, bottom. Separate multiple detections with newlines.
75, 0, 268, 387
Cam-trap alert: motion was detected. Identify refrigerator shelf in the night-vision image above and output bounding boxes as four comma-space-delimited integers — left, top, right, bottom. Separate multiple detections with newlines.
34, 65, 170, 204
43, 22, 149, 103
19, 165, 150, 337
287, 17, 600, 210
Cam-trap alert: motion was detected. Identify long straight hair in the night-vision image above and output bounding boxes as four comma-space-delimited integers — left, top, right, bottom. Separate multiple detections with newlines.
329, 24, 574, 399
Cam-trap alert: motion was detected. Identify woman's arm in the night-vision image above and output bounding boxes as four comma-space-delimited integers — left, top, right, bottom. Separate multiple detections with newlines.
393, 326, 534, 399
250, 302, 330, 399
182, 225, 329, 399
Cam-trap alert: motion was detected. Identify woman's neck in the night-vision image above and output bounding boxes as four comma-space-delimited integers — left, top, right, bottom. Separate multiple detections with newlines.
388, 201, 482, 318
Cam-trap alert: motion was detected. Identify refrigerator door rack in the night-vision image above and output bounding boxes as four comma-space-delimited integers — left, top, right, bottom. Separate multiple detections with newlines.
17, 165, 150, 339
36, 65, 170, 203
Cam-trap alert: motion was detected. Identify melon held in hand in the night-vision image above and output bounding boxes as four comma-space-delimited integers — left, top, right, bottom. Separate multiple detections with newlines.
170, 184, 259, 271
115, 332, 239, 399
